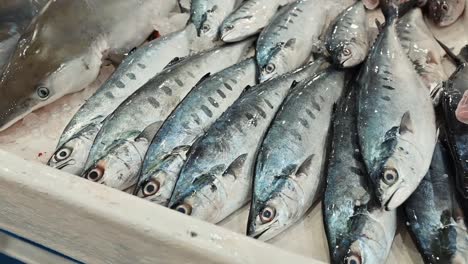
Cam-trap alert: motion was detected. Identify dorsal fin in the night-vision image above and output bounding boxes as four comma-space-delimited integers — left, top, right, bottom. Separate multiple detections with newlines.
222, 154, 248, 180
136, 121, 163, 142
375, 19, 384, 32
163, 56, 186, 70
295, 154, 315, 178
399, 111, 414, 135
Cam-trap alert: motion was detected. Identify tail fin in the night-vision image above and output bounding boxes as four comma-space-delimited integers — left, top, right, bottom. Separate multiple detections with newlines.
436, 39, 464, 66
381, 0, 419, 23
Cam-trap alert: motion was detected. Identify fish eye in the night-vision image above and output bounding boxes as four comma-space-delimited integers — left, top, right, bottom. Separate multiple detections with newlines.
86, 167, 104, 182
265, 63, 276, 74
382, 168, 399, 185
260, 206, 276, 224
224, 24, 234, 31
346, 253, 362, 264
342, 47, 352, 56
54, 148, 72, 162
37, 86, 50, 99
142, 180, 160, 197
441, 3, 448, 11
175, 203, 192, 215
201, 24, 211, 33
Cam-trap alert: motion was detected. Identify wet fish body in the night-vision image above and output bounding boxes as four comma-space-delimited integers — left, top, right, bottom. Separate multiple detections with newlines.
248, 68, 345, 241
220, 0, 294, 42
357, 1, 437, 210
82, 40, 253, 191
0, 0, 176, 131
404, 142, 468, 263
325, 1, 369, 68
167, 60, 325, 223
135, 58, 258, 206
324, 86, 397, 263
48, 27, 197, 175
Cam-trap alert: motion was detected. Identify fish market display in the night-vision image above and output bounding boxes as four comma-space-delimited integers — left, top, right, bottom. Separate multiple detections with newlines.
136, 58, 257, 206
325, 1, 369, 68
0, 0, 176, 131
48, 26, 197, 175
167, 60, 325, 223
404, 142, 468, 263
220, 0, 295, 42
189, 0, 242, 43
255, 0, 350, 82
82, 40, 253, 192
248, 67, 345, 241
426, 0, 465, 27
357, 0, 437, 210
324, 86, 397, 264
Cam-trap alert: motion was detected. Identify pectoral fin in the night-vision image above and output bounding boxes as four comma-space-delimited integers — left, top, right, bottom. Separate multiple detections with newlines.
136, 121, 164, 142
399, 111, 414, 135
222, 154, 248, 180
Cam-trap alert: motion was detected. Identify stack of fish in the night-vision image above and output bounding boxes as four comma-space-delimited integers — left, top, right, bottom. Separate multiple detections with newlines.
0, 0, 467, 263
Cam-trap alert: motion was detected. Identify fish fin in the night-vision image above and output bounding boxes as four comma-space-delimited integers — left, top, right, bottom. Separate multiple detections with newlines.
291, 80, 301, 89
222, 154, 248, 180
375, 19, 384, 32
380, 0, 418, 23
163, 57, 185, 70
194, 72, 211, 87
430, 82, 445, 107
295, 155, 315, 178
136, 121, 164, 142
284, 38, 296, 49
436, 38, 464, 67
399, 111, 414, 135
171, 145, 191, 160
241, 85, 252, 94
458, 45, 468, 62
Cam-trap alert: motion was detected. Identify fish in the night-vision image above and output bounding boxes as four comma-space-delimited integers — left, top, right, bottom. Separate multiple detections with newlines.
404, 141, 468, 264
324, 84, 397, 264
255, 0, 350, 82
426, 0, 465, 27
189, 0, 242, 43
325, 1, 369, 68
167, 60, 326, 223
47, 26, 197, 176
437, 44, 468, 206
179, 0, 191, 12
220, 0, 294, 42
81, 40, 253, 192
135, 58, 258, 206
247, 68, 345, 241
397, 7, 448, 90
357, 0, 437, 210
0, 0, 176, 131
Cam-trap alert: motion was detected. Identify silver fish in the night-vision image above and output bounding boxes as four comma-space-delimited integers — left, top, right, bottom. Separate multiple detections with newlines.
167, 60, 325, 223
81, 40, 253, 191
247, 68, 345, 241
357, 0, 437, 210
0, 0, 175, 131
324, 86, 397, 264
426, 0, 465, 27
325, 1, 369, 68
404, 142, 468, 264
256, 0, 350, 82
189, 0, 242, 42
220, 0, 294, 42
136, 58, 257, 206
48, 26, 197, 175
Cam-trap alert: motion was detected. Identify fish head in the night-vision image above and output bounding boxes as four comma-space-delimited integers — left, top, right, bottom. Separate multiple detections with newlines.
220, 15, 254, 42
330, 41, 367, 68
82, 139, 145, 191
136, 149, 189, 206
48, 124, 100, 175
427, 0, 465, 26
0, 20, 100, 131
191, 4, 224, 42
258, 38, 299, 82
343, 236, 384, 264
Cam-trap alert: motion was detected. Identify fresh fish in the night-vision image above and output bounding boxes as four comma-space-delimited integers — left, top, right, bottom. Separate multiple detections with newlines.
135, 58, 257, 206
256, 0, 350, 82
247, 68, 345, 241
437, 44, 468, 206
47, 26, 197, 175
167, 60, 325, 223
0, 0, 176, 131
81, 40, 253, 191
220, 0, 294, 42
357, 0, 437, 210
179, 0, 191, 12
0, 31, 19, 73
189, 0, 242, 42
397, 7, 448, 90
324, 85, 397, 264
325, 1, 369, 68
404, 142, 468, 264
426, 0, 465, 27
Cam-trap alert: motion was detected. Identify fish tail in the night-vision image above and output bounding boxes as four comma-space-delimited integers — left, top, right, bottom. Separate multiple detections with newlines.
381, 0, 419, 24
